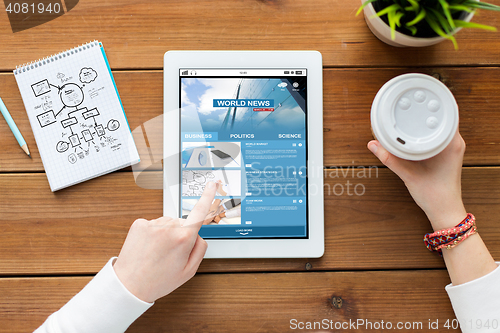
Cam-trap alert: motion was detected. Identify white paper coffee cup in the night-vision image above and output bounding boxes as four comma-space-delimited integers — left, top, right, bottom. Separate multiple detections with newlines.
371, 73, 459, 161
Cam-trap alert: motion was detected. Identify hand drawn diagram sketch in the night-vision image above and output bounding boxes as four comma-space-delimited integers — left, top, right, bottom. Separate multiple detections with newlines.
29, 66, 124, 165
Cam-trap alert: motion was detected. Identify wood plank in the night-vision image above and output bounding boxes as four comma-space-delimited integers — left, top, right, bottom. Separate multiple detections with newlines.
2, 0, 500, 70
0, 270, 460, 332
0, 168, 499, 275
2, 67, 500, 172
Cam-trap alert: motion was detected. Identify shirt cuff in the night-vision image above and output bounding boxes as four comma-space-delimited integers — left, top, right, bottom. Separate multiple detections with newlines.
445, 262, 500, 333
40, 257, 153, 333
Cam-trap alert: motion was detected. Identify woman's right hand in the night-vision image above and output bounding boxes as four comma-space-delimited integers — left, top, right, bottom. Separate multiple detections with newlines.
113, 182, 217, 303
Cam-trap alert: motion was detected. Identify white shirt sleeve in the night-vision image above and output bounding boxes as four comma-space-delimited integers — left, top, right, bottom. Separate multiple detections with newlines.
34, 257, 153, 333
446, 263, 500, 333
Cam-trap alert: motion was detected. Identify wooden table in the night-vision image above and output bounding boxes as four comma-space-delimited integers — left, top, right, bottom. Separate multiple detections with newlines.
1, 1, 500, 331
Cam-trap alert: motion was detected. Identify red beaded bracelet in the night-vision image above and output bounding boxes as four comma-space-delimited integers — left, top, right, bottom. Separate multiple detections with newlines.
433, 226, 477, 252
423, 213, 476, 253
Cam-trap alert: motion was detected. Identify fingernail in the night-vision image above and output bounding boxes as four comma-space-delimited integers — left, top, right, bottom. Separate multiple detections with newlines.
207, 181, 216, 189
367, 142, 378, 154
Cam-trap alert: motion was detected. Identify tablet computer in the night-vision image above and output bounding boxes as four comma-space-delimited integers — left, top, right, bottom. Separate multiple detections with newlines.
164, 51, 324, 258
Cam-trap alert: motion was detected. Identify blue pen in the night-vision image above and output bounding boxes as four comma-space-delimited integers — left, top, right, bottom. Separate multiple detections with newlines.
0, 97, 30, 157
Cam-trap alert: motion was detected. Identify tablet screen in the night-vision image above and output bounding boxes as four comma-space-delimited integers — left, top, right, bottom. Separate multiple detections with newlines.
180, 69, 307, 239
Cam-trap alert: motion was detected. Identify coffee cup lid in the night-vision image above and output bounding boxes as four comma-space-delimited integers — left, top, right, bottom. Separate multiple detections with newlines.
371, 73, 458, 160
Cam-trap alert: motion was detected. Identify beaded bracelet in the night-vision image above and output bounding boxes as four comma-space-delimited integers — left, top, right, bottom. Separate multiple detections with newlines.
433, 226, 477, 252
423, 213, 475, 247
423, 213, 476, 253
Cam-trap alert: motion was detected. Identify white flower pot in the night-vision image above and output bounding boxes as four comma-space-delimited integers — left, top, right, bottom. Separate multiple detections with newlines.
361, 0, 476, 47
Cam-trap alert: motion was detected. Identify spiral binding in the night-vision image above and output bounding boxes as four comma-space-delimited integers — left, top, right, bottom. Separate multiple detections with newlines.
14, 40, 100, 75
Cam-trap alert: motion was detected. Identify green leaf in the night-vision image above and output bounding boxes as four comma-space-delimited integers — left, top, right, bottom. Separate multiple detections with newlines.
406, 8, 426, 26
406, 0, 419, 11
438, 0, 456, 30
388, 10, 398, 40
405, 24, 418, 35
463, 1, 500, 12
394, 11, 404, 27
356, 0, 377, 17
454, 19, 498, 31
426, 15, 458, 50
429, 8, 453, 35
447, 5, 473, 13
370, 4, 402, 19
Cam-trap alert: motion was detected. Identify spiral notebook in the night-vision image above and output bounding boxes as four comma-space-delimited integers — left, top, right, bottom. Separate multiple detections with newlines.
14, 41, 140, 191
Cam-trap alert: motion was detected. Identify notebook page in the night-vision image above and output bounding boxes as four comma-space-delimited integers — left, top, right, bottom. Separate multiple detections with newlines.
14, 41, 140, 191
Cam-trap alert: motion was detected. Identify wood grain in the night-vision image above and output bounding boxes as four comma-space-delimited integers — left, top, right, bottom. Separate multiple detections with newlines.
0, 270, 459, 332
2, 67, 500, 172
1, 0, 500, 70
0, 167, 498, 275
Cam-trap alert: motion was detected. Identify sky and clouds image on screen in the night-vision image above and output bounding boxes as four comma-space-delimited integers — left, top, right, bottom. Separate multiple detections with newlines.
181, 78, 306, 134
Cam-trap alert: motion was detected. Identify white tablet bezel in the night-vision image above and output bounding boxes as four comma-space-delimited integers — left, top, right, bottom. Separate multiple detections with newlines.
164, 51, 324, 258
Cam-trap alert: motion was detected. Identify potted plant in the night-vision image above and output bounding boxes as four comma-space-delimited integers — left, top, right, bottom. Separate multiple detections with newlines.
357, 0, 500, 49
